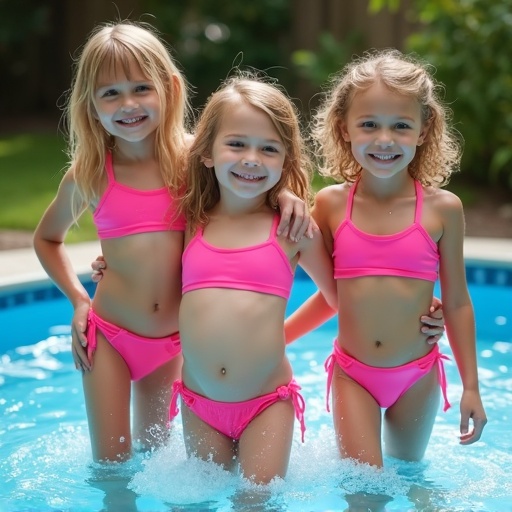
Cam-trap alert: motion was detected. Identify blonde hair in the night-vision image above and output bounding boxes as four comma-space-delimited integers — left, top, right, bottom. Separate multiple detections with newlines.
313, 48, 462, 186
64, 21, 191, 218
182, 74, 312, 229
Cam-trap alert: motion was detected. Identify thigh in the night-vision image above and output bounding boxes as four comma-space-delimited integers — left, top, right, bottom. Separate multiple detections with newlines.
383, 365, 440, 461
181, 402, 237, 471
82, 331, 132, 462
238, 399, 295, 484
132, 353, 183, 449
331, 367, 383, 467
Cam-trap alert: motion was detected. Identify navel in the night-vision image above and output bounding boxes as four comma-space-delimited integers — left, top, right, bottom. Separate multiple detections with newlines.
153, 303, 160, 312
375, 340, 382, 348
220, 367, 227, 376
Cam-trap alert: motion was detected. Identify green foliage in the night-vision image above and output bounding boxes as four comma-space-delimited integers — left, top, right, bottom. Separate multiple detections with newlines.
292, 32, 364, 88
401, 0, 512, 188
144, 0, 292, 109
0, 134, 96, 243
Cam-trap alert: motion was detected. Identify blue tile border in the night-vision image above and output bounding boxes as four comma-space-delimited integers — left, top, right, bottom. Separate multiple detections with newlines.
0, 280, 97, 310
0, 265, 510, 311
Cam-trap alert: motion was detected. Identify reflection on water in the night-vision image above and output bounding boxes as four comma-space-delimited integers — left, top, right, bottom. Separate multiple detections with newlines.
1, 331, 511, 511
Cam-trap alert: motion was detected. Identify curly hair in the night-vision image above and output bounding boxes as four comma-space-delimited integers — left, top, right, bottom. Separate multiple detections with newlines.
312, 48, 462, 187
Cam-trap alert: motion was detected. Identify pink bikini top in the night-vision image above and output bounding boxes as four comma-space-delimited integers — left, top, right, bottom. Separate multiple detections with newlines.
333, 179, 439, 282
182, 215, 294, 299
93, 153, 186, 239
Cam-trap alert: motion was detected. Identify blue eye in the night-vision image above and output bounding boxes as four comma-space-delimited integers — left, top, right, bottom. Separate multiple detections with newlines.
102, 89, 118, 98
395, 122, 411, 129
361, 121, 377, 129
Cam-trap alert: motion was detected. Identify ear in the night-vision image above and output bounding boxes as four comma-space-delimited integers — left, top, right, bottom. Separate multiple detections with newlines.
201, 156, 214, 168
339, 121, 350, 142
417, 120, 431, 146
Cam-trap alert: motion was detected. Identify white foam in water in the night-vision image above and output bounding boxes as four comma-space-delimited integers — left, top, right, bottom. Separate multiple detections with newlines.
2, 321, 512, 510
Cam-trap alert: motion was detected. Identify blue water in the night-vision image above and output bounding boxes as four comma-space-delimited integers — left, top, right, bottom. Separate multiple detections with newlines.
0, 272, 511, 511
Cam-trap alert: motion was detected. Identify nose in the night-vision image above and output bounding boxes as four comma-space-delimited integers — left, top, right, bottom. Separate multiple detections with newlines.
121, 96, 139, 112
241, 150, 261, 167
375, 129, 394, 148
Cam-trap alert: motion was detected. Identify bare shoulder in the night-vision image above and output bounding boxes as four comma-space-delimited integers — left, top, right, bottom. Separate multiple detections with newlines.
423, 186, 463, 213
314, 183, 349, 211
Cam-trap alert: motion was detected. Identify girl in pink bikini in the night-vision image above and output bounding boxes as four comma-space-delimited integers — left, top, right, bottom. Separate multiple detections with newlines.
33, 22, 309, 464
287, 49, 487, 468
170, 75, 339, 484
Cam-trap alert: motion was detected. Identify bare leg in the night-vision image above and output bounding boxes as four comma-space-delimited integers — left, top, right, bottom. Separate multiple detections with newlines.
82, 332, 132, 462
383, 366, 440, 461
238, 399, 295, 484
331, 366, 383, 467
132, 353, 183, 451
181, 403, 237, 471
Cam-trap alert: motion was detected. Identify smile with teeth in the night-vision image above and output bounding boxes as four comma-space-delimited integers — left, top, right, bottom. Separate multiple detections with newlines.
370, 153, 400, 161
117, 116, 146, 124
232, 171, 265, 181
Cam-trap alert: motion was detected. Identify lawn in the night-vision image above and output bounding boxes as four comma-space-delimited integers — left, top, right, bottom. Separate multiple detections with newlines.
0, 132, 486, 245
0, 133, 96, 244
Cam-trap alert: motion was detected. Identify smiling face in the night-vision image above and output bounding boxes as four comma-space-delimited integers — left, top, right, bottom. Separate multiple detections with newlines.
92, 58, 161, 144
202, 101, 286, 201
340, 81, 429, 179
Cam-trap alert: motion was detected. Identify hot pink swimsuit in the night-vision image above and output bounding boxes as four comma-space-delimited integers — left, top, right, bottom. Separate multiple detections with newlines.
93, 152, 186, 238
326, 179, 450, 410
172, 215, 306, 440
181, 215, 294, 299
86, 153, 185, 381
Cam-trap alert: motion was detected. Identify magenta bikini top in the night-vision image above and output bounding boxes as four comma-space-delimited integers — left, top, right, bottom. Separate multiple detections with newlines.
333, 179, 440, 282
93, 153, 186, 239
181, 215, 294, 299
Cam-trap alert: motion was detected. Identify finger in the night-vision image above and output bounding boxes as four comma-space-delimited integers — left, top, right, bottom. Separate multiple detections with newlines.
72, 345, 89, 372
91, 271, 102, 283
459, 429, 475, 444
426, 334, 440, 345
459, 413, 470, 438
420, 315, 444, 327
292, 214, 310, 242
276, 206, 293, 237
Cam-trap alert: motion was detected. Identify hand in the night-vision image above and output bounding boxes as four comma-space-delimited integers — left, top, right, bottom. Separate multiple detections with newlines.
276, 189, 317, 241
91, 254, 106, 283
421, 296, 445, 344
71, 301, 92, 372
459, 389, 487, 445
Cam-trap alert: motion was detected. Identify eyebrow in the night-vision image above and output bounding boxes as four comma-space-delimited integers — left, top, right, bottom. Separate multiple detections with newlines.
222, 133, 283, 144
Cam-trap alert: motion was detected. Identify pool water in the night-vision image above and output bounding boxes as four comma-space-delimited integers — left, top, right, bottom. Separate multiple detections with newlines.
0, 272, 511, 511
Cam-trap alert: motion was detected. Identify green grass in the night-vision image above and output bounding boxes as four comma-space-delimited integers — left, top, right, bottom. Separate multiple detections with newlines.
0, 132, 480, 246
0, 133, 97, 243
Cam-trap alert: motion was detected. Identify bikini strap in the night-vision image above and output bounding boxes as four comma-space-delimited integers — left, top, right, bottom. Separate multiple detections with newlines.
270, 214, 281, 239
168, 380, 184, 422
105, 152, 115, 183
345, 178, 359, 220
414, 180, 423, 224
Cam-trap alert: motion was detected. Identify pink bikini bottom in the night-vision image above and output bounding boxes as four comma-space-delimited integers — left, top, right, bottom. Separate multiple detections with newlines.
86, 309, 181, 381
325, 341, 451, 411
169, 379, 306, 442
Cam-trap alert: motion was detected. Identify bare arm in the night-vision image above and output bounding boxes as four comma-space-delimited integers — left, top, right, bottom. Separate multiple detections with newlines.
33, 170, 92, 371
438, 192, 487, 444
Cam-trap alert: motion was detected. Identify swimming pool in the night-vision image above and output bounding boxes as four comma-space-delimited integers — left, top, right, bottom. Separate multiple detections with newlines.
1, 265, 511, 511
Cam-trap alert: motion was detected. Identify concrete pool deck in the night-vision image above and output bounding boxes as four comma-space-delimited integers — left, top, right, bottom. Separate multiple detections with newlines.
1, 237, 512, 291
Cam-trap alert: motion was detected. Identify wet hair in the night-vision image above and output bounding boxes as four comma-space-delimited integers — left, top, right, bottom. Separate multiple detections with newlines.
312, 48, 462, 186
63, 21, 191, 218
182, 73, 312, 229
